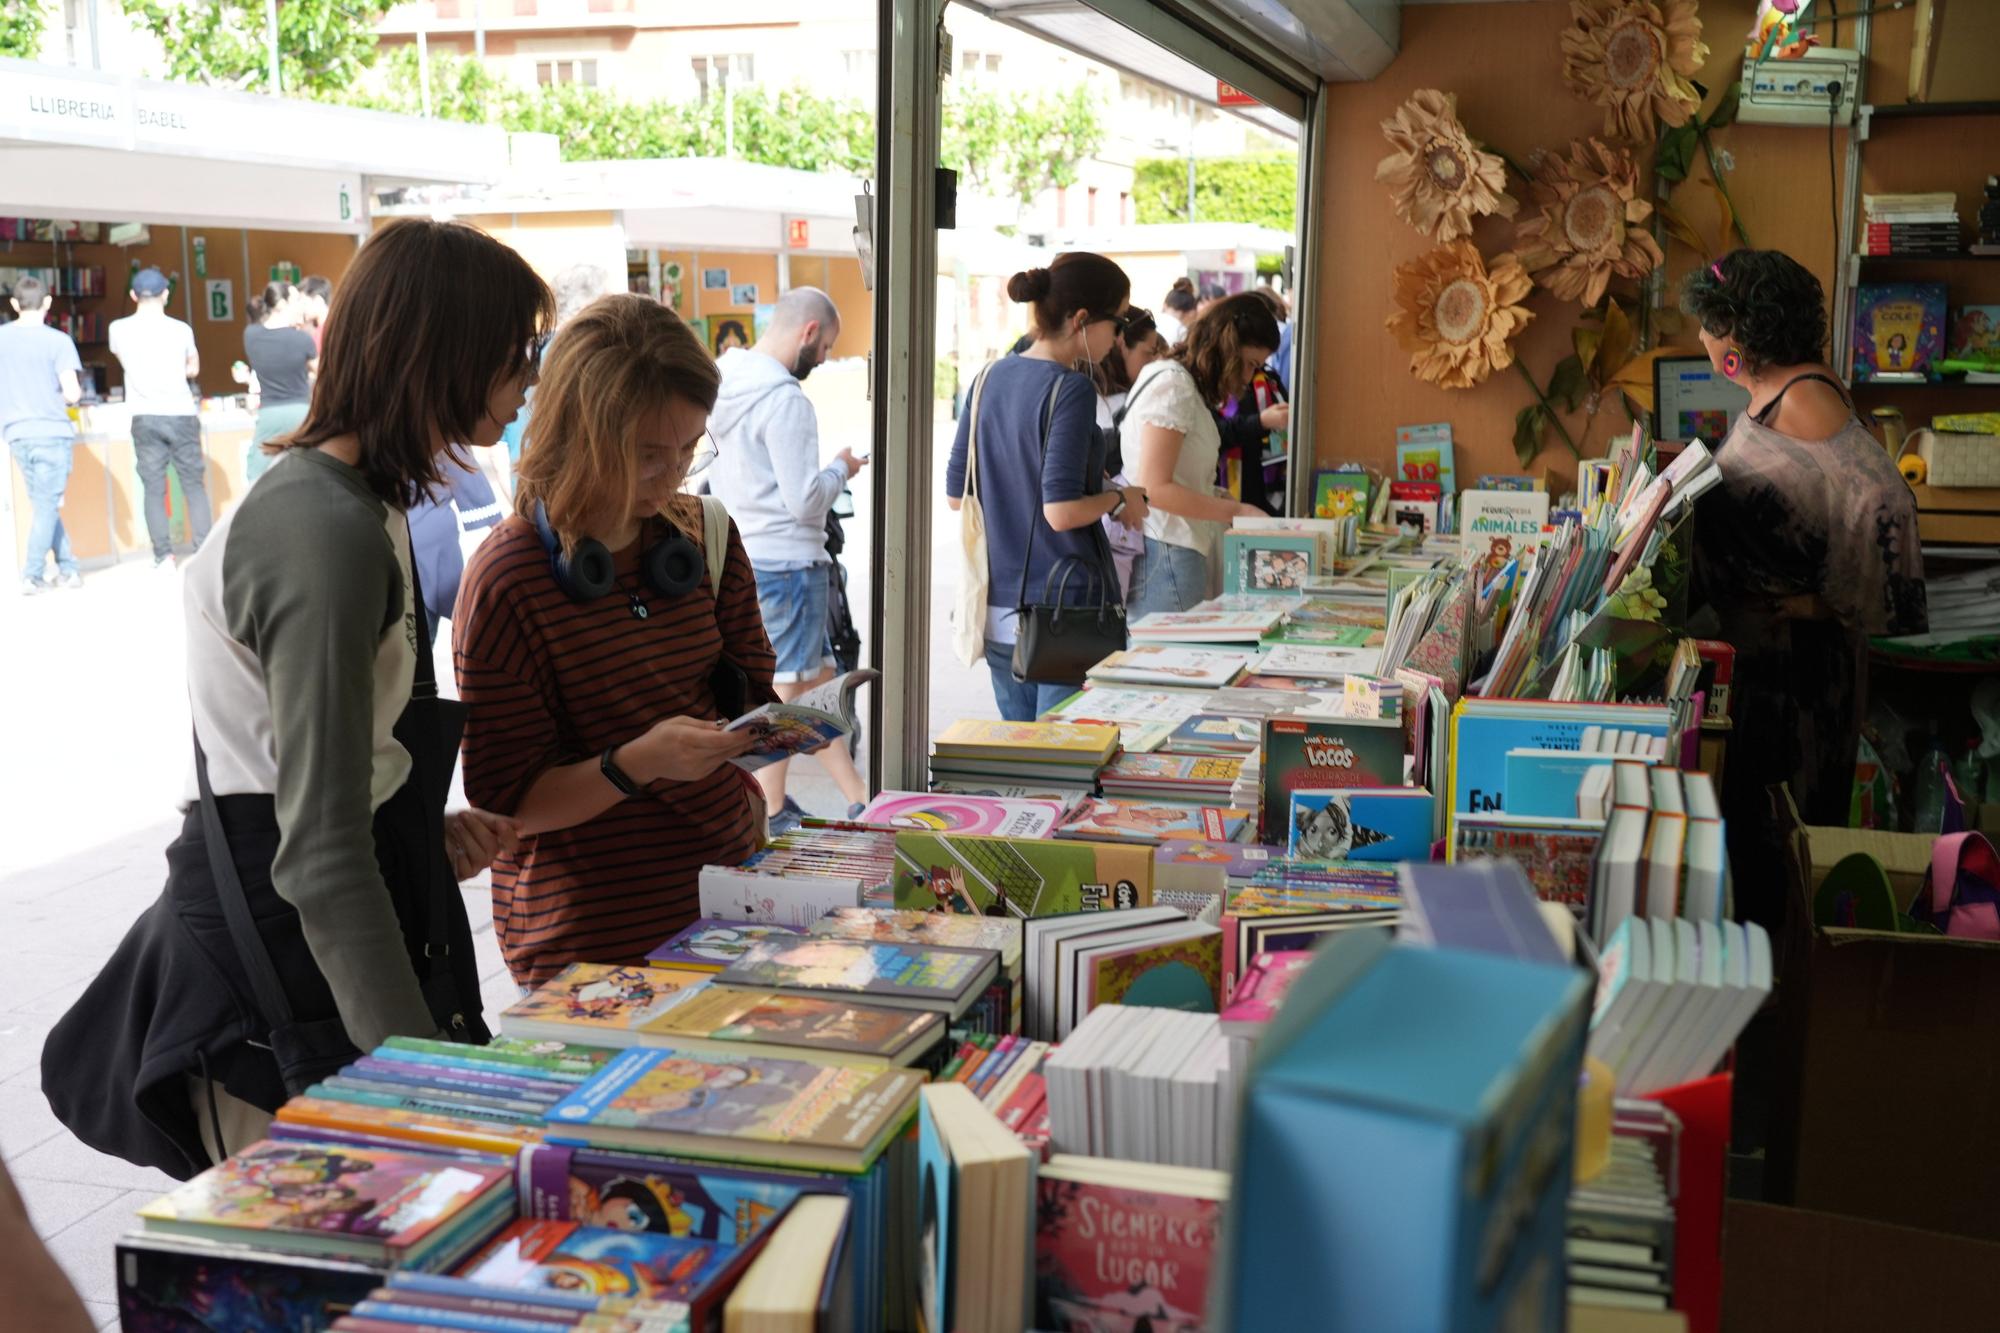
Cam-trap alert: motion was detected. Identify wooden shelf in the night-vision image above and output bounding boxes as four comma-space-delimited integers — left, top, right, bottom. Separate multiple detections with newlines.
1912, 483, 2000, 546
1865, 101, 2000, 119
1856, 253, 2000, 264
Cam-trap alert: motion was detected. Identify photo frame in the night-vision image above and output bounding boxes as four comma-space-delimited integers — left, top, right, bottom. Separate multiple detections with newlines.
702, 267, 730, 290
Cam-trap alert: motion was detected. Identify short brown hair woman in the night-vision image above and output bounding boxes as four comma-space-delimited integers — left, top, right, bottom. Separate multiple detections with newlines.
1123, 291, 1280, 614
45, 219, 550, 1175
453, 294, 774, 986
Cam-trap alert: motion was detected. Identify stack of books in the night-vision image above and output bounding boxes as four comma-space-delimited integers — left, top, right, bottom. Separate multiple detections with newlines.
330, 1272, 700, 1331
1023, 905, 1223, 1040
1098, 751, 1244, 804
698, 823, 900, 924
852, 789, 1069, 837
1567, 1104, 1680, 1315
928, 718, 1120, 789
1862, 191, 1961, 256
807, 905, 1025, 1035
1589, 764, 1728, 942
715, 936, 1001, 1030
1042, 1004, 1243, 1169
1041, 684, 1208, 755
1084, 645, 1255, 689
1054, 796, 1250, 844
1126, 601, 1291, 644
1219, 876, 1401, 994
1218, 948, 1314, 1047
647, 918, 805, 972
1587, 914, 1770, 1097
916, 1084, 1035, 1333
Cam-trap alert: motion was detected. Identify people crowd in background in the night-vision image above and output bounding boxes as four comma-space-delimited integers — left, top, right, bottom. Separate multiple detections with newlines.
240, 280, 318, 481
108, 266, 209, 569
2, 273, 86, 594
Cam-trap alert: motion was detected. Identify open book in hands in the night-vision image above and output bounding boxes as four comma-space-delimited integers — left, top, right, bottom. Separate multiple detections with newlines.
725, 668, 881, 772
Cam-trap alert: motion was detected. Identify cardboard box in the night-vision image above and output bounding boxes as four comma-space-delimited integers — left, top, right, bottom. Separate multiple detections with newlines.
1213, 931, 1591, 1331
1770, 794, 2000, 1240
1722, 1200, 2000, 1332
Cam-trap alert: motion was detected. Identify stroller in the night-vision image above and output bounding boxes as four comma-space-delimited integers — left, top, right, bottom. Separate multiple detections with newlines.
826, 488, 864, 756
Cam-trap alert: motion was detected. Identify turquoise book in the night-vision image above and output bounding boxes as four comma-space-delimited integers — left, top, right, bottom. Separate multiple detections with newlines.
1501, 748, 1649, 819
1449, 700, 1670, 816
1212, 932, 1590, 1332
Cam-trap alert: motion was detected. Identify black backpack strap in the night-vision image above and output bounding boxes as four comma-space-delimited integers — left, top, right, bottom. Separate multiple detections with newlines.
1014, 375, 1069, 609
401, 522, 461, 985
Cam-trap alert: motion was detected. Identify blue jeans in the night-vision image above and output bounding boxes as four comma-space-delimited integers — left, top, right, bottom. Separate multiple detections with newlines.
1127, 537, 1209, 616
10, 437, 78, 580
984, 641, 1082, 722
754, 563, 833, 684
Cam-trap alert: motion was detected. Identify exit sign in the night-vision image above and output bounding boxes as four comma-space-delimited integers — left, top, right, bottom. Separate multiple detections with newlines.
1217, 80, 1257, 107
787, 218, 810, 249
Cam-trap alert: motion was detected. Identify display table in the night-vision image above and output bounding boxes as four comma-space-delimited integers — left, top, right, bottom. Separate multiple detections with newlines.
7, 403, 255, 571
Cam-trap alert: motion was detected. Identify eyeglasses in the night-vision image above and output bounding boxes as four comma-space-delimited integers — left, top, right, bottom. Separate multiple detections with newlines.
687, 437, 717, 478
1097, 311, 1134, 336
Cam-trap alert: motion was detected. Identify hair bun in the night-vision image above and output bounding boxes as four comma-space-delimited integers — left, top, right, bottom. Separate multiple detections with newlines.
1007, 267, 1053, 303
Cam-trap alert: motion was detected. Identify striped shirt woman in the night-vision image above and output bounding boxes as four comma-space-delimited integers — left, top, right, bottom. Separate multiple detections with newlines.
455, 295, 776, 986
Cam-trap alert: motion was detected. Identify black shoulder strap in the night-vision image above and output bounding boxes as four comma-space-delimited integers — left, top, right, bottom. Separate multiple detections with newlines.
192, 728, 298, 1029
401, 521, 459, 982
1751, 372, 1852, 426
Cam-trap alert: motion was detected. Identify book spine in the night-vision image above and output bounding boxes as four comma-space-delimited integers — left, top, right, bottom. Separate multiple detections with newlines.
515, 1143, 574, 1220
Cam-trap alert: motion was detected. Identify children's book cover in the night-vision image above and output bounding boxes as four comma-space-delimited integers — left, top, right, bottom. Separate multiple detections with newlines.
1460, 490, 1551, 579
646, 920, 806, 972
1395, 422, 1457, 493
1100, 753, 1244, 787
1451, 817, 1603, 916
892, 831, 1153, 917
1086, 646, 1254, 689
717, 938, 990, 1003
456, 1219, 737, 1303
1313, 469, 1373, 519
1055, 799, 1250, 845
1153, 841, 1285, 878
273, 1097, 545, 1157
1085, 930, 1223, 1013
1167, 714, 1261, 753
1223, 533, 1320, 596
1259, 714, 1406, 841
854, 791, 1066, 838
138, 1141, 507, 1249
1851, 282, 1947, 380
547, 1048, 919, 1156
383, 1035, 614, 1081
1128, 607, 1288, 641
1220, 950, 1315, 1031
1946, 304, 2000, 372
1255, 644, 1384, 678
502, 964, 710, 1038
642, 985, 939, 1057
1288, 789, 1435, 862
516, 1143, 824, 1245
917, 1090, 957, 1333
116, 1236, 380, 1333
1389, 481, 1443, 538
932, 718, 1121, 758
1034, 1175, 1221, 1331
809, 907, 1024, 965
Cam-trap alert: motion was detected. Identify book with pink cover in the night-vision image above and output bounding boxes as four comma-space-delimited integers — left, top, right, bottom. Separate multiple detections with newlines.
855, 790, 1065, 838
1219, 949, 1316, 1039
1034, 1158, 1227, 1331
1055, 799, 1249, 845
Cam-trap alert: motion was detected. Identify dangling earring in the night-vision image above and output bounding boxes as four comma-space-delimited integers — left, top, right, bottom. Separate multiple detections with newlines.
1721, 346, 1743, 379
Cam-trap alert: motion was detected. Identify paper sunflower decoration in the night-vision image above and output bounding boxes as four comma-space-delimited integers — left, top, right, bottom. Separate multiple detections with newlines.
1386, 243, 1535, 390
1561, 0, 1709, 142
1515, 138, 1665, 307
1375, 89, 1518, 243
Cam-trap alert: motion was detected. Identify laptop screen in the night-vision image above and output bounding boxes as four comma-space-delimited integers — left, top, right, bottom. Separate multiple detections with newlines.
1652, 355, 1751, 445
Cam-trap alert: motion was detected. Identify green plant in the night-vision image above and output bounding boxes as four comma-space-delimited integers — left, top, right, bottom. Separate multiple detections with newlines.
0, 0, 46, 59
942, 84, 1104, 223
120, 0, 395, 96
1133, 154, 1296, 229
1654, 78, 1750, 255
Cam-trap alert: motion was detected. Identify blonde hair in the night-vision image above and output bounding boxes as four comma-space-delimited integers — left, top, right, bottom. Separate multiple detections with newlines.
514, 293, 719, 547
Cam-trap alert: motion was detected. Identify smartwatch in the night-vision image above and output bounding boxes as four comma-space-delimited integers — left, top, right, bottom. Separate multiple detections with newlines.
601, 746, 642, 797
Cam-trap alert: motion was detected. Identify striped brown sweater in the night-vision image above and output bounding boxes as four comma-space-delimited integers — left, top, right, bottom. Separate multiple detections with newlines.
454, 512, 777, 985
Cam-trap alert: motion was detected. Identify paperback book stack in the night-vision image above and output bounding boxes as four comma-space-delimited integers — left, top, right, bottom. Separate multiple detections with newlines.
1862, 191, 1961, 256
1042, 684, 1210, 756
1097, 751, 1244, 805
699, 822, 900, 924
1567, 1102, 1680, 1316
928, 718, 1120, 791
807, 905, 1026, 1036
934, 1030, 1055, 1150
1023, 905, 1223, 1041
1587, 914, 1769, 1097
716, 936, 1004, 1033
1587, 765, 1730, 943
1042, 1004, 1243, 1170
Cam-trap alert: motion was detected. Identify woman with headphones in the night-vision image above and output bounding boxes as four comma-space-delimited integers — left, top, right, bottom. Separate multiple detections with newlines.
453, 295, 774, 988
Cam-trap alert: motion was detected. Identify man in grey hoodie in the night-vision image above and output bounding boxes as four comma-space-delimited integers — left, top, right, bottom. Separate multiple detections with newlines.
707, 287, 868, 816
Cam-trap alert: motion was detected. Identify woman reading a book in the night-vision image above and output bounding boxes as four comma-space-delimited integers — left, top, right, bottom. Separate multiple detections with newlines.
44, 220, 547, 1175
946, 252, 1150, 720
1123, 292, 1280, 615
452, 295, 776, 986
1681, 250, 1926, 924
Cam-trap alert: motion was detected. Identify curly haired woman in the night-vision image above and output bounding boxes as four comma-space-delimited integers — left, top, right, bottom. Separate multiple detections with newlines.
1681, 249, 1926, 925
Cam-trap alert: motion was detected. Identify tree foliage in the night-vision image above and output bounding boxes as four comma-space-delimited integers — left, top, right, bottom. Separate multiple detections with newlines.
1133, 153, 1297, 230
941, 85, 1105, 218
120, 0, 396, 96
0, 1, 46, 60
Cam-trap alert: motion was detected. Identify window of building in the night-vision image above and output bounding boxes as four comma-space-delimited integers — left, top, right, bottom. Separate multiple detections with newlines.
959, 49, 1001, 76
1119, 191, 1131, 226
691, 53, 754, 100
842, 49, 877, 89
535, 57, 598, 87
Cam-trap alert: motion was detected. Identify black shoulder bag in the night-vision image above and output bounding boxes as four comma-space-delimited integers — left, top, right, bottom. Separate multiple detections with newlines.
1011, 376, 1129, 685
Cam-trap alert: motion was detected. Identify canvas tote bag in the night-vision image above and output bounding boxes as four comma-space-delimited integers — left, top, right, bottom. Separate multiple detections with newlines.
952, 365, 994, 668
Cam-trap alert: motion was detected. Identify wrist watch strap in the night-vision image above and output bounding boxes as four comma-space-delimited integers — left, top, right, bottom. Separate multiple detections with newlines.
600, 745, 642, 797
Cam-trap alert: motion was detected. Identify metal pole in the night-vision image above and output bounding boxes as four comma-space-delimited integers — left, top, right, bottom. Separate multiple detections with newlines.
474, 0, 485, 61
417, 26, 432, 118
724, 69, 735, 159
84, 0, 100, 69
265, 0, 281, 94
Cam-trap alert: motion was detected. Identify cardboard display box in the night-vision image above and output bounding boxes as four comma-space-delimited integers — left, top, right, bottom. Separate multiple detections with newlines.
1770, 793, 2000, 1241
1722, 1201, 2000, 1332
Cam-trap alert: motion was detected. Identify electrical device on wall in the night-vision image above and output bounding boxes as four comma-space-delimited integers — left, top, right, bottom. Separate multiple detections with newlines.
1738, 47, 1861, 126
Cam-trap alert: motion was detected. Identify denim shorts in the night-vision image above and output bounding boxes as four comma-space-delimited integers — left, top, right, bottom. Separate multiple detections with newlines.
755, 563, 834, 683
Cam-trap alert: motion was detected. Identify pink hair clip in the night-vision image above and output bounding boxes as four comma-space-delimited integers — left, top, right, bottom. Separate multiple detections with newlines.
1710, 260, 1725, 281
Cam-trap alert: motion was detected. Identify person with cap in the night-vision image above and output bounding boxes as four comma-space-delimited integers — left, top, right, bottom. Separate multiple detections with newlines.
109, 267, 209, 568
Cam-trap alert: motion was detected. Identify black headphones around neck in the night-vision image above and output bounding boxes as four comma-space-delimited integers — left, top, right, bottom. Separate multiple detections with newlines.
531, 501, 703, 608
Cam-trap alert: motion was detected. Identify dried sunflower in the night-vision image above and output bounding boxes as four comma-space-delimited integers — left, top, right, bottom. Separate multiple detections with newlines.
1385, 243, 1536, 390
1375, 89, 1518, 243
1516, 137, 1665, 306
1561, 0, 1709, 142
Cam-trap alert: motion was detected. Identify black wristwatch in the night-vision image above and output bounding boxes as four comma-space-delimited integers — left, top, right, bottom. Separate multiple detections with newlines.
601, 746, 642, 797
1108, 492, 1127, 519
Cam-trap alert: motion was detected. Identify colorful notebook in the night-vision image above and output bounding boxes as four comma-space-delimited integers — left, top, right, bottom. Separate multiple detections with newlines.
500, 964, 712, 1045
647, 920, 807, 973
